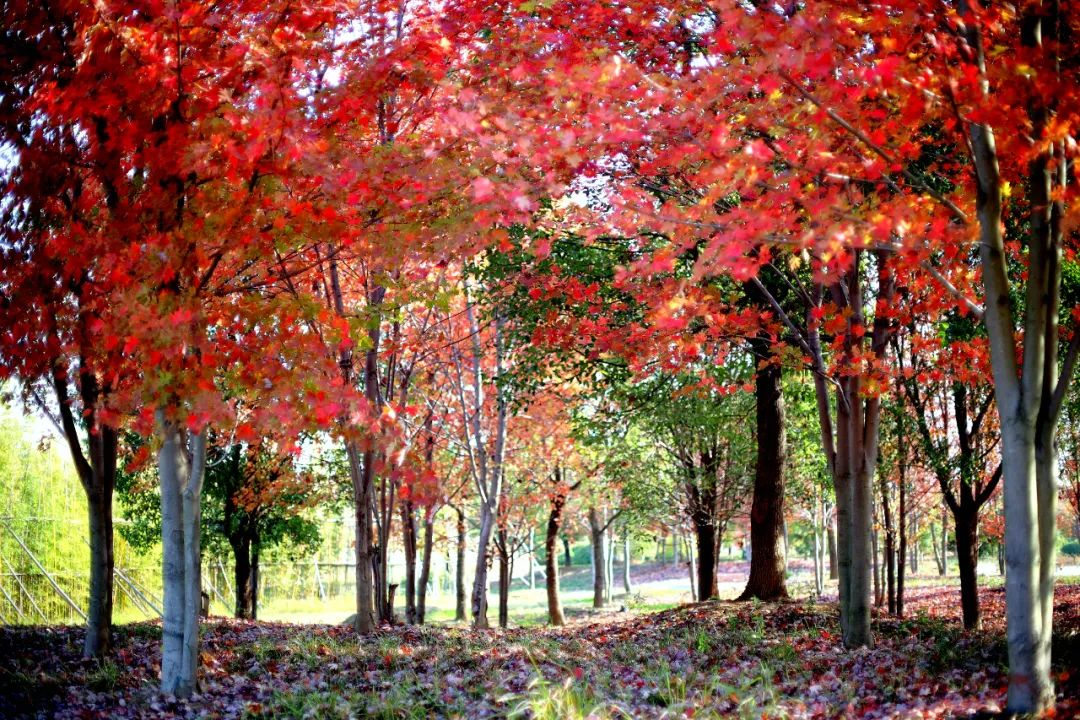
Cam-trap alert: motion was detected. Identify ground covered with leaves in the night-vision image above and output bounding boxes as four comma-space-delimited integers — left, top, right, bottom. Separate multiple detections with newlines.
1, 585, 1077, 719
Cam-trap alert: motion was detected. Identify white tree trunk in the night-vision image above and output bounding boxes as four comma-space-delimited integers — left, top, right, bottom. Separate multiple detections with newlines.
157, 412, 207, 697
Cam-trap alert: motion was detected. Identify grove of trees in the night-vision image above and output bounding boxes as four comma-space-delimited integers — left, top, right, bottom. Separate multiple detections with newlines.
0, 0, 1077, 716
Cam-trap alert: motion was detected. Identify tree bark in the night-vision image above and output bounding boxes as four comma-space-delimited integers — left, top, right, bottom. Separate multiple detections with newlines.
326, 247, 377, 634
546, 493, 566, 626
739, 353, 788, 601
622, 528, 632, 594
53, 366, 117, 658
872, 527, 882, 608
692, 518, 718, 600
562, 535, 572, 566
955, 510, 980, 629
466, 311, 507, 629
882, 488, 896, 615
417, 510, 435, 625
402, 501, 418, 624
230, 534, 254, 619
455, 506, 467, 622
85, 482, 114, 656
965, 28, 1057, 702
157, 413, 207, 698
827, 520, 837, 580
497, 527, 510, 628
588, 507, 606, 609
898, 470, 906, 617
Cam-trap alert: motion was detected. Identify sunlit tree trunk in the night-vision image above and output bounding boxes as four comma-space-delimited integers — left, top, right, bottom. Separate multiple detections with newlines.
455, 506, 467, 622
402, 500, 418, 624
588, 507, 607, 609
965, 12, 1062, 700
157, 412, 207, 698
497, 528, 511, 628
417, 509, 435, 625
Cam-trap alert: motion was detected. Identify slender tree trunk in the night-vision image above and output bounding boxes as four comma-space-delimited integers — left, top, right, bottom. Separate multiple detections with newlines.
833, 384, 854, 642
231, 535, 254, 619
693, 518, 718, 600
589, 508, 606, 609
54, 370, 117, 658
85, 482, 114, 657
497, 528, 510, 628
417, 510, 435, 625
546, 497, 566, 626
351, 440, 375, 632
327, 247, 378, 634
739, 353, 788, 600
455, 507, 467, 622
562, 535, 572, 567
955, 509, 980, 630
157, 413, 207, 698
250, 538, 259, 621
872, 527, 882, 608
402, 501, 418, 624
466, 311, 507, 630
968, 55, 1056, 707
940, 504, 949, 577
898, 472, 906, 617
472, 508, 495, 627
604, 517, 614, 604
931, 521, 946, 576
527, 527, 535, 589
686, 534, 697, 601
881, 474, 896, 615
848, 442, 876, 648
622, 528, 632, 594
827, 520, 837, 580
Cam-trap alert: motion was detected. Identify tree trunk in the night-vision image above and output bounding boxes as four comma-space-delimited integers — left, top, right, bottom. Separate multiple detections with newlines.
562, 535, 572, 566
84, 482, 114, 657
455, 506, 467, 622
693, 518, 718, 600
497, 528, 510, 628
546, 496, 566, 626
231, 534, 254, 619
157, 413, 207, 698
417, 510, 435, 625
931, 522, 946, 576
471, 506, 495, 627
604, 516, 614, 604
955, 509, 980, 630
402, 501, 418, 625
622, 528, 632, 594
827, 520, 837, 580
588, 507, 606, 609
351, 440, 375, 632
686, 534, 697, 601
968, 56, 1056, 707
881, 472, 896, 615
898, 473, 906, 617
872, 527, 882, 608
739, 353, 788, 600
53, 369, 117, 659
940, 504, 949, 577
527, 527, 535, 589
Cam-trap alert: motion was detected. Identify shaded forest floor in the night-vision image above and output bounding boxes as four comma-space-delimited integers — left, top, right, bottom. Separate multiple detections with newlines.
1, 584, 1077, 719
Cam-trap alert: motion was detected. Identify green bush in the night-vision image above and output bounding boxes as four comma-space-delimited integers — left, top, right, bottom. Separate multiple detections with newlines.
1061, 541, 1080, 558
